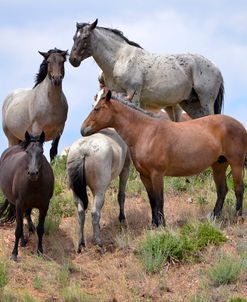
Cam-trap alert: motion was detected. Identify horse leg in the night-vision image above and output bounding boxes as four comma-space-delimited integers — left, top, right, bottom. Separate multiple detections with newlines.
50, 134, 61, 162
36, 207, 48, 256
76, 197, 86, 253
211, 162, 228, 218
140, 173, 165, 227
164, 105, 182, 122
118, 153, 131, 222
25, 208, 35, 233
230, 164, 244, 216
91, 193, 105, 246
11, 205, 24, 261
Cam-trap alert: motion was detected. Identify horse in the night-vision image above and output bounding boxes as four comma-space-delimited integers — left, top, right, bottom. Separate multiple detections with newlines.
0, 132, 54, 261
69, 19, 224, 121
2, 48, 68, 161
67, 128, 130, 251
81, 89, 247, 227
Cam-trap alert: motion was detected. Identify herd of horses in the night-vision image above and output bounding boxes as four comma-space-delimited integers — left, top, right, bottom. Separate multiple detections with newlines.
0, 19, 246, 261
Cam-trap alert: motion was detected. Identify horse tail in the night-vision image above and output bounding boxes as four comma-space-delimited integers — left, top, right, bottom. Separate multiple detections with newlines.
0, 198, 16, 225
67, 156, 88, 210
214, 81, 224, 114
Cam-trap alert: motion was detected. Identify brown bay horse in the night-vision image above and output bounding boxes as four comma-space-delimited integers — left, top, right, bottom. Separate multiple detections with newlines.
81, 89, 247, 227
0, 132, 54, 261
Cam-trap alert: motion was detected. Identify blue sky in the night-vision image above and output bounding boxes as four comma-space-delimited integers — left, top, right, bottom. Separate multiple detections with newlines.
0, 0, 246, 157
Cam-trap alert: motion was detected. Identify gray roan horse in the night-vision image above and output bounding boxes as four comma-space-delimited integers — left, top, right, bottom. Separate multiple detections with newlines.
0, 132, 54, 261
2, 48, 68, 161
67, 128, 130, 251
69, 19, 224, 121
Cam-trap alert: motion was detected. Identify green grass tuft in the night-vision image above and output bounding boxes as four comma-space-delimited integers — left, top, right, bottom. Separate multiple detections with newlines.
208, 253, 244, 286
0, 261, 8, 288
138, 222, 226, 273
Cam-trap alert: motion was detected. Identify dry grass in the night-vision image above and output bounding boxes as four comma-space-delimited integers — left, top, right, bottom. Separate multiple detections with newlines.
0, 167, 246, 301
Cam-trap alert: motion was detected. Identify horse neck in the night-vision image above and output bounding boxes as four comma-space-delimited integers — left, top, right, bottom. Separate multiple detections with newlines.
110, 101, 152, 147
37, 76, 63, 104
91, 29, 126, 74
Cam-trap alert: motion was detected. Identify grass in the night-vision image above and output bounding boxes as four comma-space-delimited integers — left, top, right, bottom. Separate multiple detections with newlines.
138, 222, 226, 273
61, 285, 95, 302
0, 261, 8, 288
208, 252, 244, 286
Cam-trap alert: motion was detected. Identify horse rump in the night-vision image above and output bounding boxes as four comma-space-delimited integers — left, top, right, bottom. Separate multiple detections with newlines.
67, 156, 88, 210
0, 198, 16, 225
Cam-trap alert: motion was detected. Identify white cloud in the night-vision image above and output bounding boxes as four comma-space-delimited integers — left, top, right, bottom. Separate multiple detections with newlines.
0, 2, 247, 157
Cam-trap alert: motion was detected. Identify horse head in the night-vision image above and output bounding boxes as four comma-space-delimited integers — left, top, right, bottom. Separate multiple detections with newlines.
81, 88, 113, 137
69, 19, 98, 67
38, 48, 68, 86
24, 131, 45, 181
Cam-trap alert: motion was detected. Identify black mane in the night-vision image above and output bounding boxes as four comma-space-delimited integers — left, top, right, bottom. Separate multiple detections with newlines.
33, 48, 65, 88
101, 27, 142, 49
77, 23, 142, 49
111, 95, 162, 119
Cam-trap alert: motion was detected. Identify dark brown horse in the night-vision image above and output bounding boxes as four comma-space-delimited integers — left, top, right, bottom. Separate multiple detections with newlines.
81, 89, 247, 227
0, 132, 54, 261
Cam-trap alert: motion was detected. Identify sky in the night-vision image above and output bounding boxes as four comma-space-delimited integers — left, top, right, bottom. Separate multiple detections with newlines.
0, 0, 246, 157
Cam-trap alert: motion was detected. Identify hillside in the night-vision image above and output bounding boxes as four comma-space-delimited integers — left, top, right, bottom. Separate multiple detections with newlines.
0, 157, 246, 302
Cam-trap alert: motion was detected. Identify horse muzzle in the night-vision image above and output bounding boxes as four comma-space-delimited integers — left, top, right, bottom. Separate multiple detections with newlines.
69, 56, 81, 67
81, 126, 93, 137
28, 170, 39, 181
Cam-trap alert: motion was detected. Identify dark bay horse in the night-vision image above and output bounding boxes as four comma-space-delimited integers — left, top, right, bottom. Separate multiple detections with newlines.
2, 48, 68, 161
81, 89, 247, 227
69, 19, 224, 121
0, 132, 54, 261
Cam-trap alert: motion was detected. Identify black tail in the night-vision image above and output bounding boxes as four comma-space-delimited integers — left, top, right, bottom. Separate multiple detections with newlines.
245, 154, 247, 169
0, 198, 16, 225
67, 157, 88, 210
214, 81, 224, 114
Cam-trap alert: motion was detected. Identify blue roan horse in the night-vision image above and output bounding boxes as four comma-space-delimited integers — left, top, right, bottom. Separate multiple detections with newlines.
2, 48, 68, 161
0, 132, 54, 261
69, 19, 224, 121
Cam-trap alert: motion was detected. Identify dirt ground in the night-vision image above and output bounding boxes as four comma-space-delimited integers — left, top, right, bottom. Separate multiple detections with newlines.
0, 191, 246, 302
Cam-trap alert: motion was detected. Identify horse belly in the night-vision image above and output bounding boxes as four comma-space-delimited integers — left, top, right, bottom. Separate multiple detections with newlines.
141, 65, 191, 108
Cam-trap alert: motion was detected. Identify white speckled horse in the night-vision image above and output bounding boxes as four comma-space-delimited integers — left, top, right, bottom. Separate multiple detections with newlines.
2, 48, 68, 161
67, 128, 130, 251
69, 19, 224, 121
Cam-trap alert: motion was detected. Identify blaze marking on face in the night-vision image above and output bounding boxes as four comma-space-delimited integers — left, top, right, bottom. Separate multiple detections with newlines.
94, 88, 105, 107
76, 31, 81, 38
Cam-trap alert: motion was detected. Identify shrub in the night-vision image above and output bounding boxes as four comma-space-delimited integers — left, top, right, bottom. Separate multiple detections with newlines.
138, 222, 226, 273
208, 253, 243, 286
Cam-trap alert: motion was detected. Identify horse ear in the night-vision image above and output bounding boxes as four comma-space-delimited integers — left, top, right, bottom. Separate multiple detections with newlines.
25, 131, 30, 142
105, 90, 112, 102
39, 131, 45, 144
89, 19, 98, 31
38, 51, 49, 60
76, 22, 81, 29
61, 50, 69, 58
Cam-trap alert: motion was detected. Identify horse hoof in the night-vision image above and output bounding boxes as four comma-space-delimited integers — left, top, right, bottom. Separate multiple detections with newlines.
10, 254, 17, 261
77, 244, 85, 254
92, 238, 103, 247
21, 239, 27, 247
